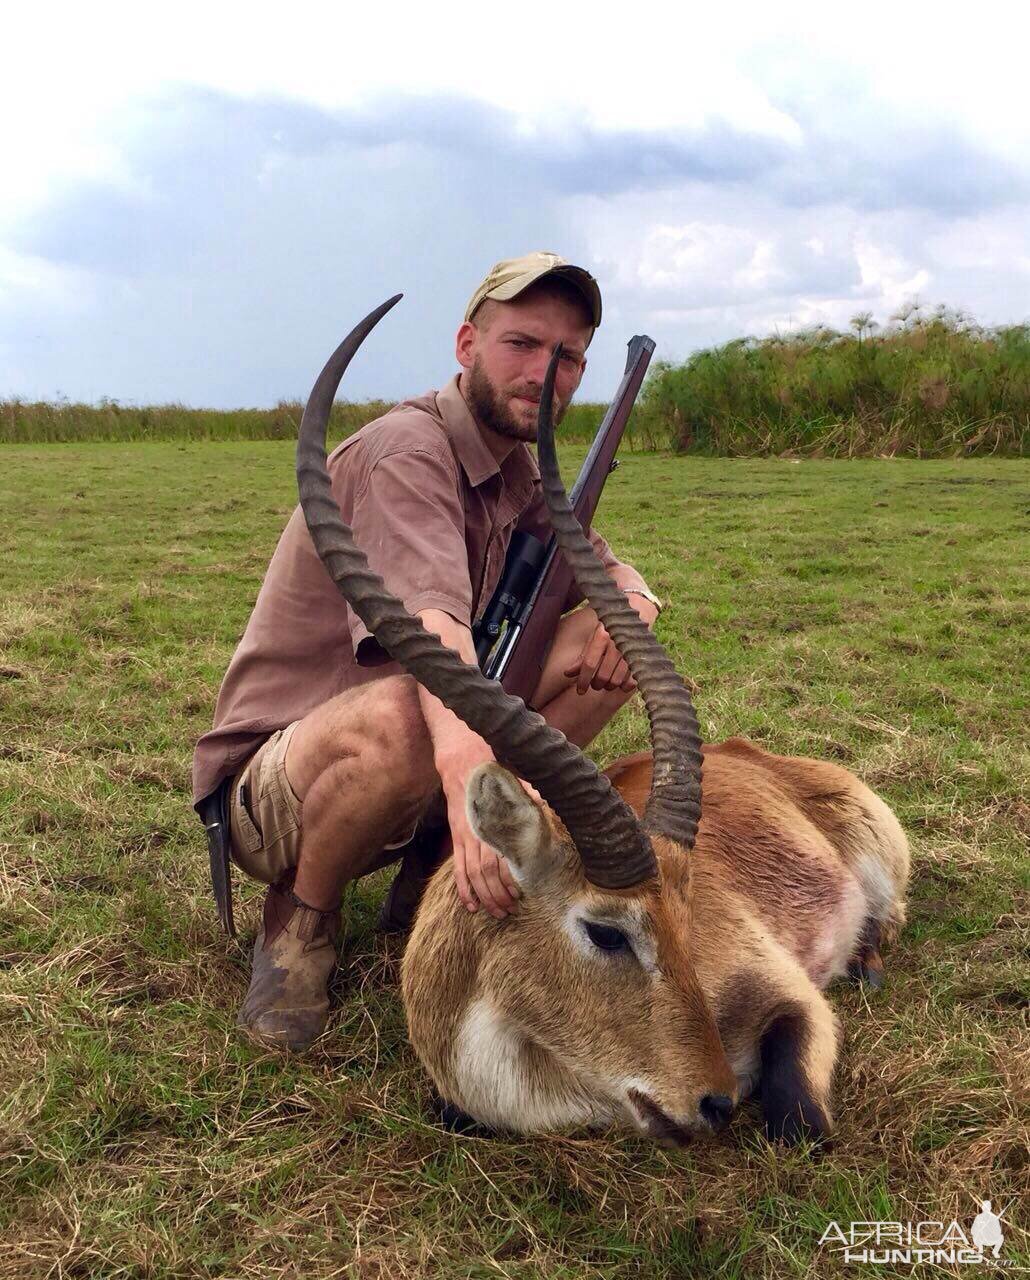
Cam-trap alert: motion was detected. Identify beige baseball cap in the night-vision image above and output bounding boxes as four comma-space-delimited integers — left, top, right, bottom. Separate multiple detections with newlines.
464, 251, 602, 328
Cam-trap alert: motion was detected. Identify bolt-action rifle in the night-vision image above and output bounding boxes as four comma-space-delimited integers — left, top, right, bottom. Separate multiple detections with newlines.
473, 333, 656, 700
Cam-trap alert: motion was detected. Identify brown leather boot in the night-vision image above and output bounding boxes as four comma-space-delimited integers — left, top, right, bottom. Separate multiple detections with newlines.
238, 879, 341, 1052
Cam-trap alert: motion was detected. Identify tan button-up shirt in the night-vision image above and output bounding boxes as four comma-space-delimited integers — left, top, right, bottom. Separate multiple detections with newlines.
192, 375, 651, 803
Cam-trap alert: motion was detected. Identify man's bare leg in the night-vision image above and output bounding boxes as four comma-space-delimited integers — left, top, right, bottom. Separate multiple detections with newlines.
285, 676, 438, 911
528, 606, 636, 748
286, 608, 631, 913
237, 676, 437, 1051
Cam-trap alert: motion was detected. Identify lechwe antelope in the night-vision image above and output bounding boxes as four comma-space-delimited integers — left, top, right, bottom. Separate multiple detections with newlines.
296, 298, 909, 1147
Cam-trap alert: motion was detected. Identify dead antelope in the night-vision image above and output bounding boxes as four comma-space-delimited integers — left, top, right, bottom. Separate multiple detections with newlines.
296, 299, 910, 1146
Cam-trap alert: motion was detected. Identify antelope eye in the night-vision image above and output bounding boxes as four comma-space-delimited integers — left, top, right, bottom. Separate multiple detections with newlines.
583, 921, 629, 952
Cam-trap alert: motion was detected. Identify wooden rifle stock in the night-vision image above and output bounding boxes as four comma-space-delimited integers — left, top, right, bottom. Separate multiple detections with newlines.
491, 334, 656, 702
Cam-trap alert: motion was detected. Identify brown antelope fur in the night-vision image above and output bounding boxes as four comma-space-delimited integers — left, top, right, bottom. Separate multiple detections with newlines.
402, 740, 908, 1146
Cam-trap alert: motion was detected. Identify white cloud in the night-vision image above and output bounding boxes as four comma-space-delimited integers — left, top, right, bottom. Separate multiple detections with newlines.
5, 0, 1029, 218
0, 246, 97, 320
926, 212, 1030, 276
853, 238, 931, 315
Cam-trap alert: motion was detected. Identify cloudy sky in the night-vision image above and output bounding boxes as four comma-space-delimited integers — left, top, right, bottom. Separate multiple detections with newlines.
3, 1, 1029, 405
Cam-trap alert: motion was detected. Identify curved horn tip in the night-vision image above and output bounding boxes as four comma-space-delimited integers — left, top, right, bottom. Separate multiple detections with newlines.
370, 293, 404, 321
358, 293, 404, 329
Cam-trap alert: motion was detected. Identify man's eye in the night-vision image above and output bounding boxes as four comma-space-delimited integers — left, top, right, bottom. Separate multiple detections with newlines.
583, 921, 629, 952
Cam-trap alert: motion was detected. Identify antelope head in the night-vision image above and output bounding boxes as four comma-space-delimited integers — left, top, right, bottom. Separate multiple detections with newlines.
296, 299, 737, 1142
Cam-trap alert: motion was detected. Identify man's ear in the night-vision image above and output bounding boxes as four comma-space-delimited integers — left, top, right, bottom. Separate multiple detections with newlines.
455, 321, 478, 371
466, 763, 554, 887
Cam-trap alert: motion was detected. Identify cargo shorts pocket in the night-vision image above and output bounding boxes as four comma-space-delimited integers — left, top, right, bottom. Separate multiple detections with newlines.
228, 722, 303, 885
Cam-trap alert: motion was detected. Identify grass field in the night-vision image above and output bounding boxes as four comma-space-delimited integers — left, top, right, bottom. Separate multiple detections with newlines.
1, 443, 1027, 1278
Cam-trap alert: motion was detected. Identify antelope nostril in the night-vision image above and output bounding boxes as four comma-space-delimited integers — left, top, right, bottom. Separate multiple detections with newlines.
699, 1093, 734, 1131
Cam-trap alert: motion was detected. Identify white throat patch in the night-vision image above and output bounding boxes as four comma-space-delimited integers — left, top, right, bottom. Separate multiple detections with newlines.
452, 996, 611, 1134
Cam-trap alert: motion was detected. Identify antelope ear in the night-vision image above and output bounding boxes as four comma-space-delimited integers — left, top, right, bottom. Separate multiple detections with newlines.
466, 763, 553, 884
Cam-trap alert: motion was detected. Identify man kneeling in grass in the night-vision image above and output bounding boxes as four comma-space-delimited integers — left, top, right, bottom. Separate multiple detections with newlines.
193, 252, 662, 1051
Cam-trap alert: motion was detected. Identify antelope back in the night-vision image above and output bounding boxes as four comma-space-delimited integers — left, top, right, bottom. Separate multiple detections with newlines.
605, 738, 910, 986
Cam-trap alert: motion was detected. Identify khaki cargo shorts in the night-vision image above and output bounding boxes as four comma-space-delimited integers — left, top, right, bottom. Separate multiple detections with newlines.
228, 719, 423, 886
229, 722, 304, 885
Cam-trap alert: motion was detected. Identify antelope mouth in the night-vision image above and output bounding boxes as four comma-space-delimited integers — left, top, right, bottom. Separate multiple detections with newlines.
626, 1088, 694, 1148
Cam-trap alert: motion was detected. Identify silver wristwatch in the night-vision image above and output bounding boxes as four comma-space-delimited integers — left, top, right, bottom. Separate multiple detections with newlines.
623, 586, 664, 614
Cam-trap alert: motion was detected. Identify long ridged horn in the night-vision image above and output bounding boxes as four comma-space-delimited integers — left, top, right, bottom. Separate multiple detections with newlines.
295, 299, 657, 889
535, 345, 704, 849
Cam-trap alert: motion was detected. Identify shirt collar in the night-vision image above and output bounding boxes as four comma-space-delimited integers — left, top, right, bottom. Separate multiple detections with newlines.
436, 375, 536, 493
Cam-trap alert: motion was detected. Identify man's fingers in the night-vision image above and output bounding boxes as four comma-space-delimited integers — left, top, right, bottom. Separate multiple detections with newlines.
470, 857, 506, 918
574, 637, 595, 695
491, 855, 522, 906
609, 656, 631, 690
577, 628, 608, 695
468, 842, 518, 918
485, 846, 519, 914
519, 779, 543, 804
452, 847, 478, 913
497, 857, 521, 900
569, 644, 634, 692
592, 643, 623, 690
479, 856, 512, 918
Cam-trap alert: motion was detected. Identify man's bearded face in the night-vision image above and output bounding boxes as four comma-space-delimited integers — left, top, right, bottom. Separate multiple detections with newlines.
465, 354, 570, 443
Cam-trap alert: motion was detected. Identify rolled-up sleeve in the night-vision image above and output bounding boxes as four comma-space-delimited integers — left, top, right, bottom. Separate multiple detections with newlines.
345, 445, 474, 663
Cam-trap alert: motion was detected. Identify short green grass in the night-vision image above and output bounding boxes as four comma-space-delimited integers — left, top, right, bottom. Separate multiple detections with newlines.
1, 443, 1027, 1278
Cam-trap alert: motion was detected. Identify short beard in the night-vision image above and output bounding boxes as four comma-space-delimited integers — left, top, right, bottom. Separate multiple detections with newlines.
465, 357, 567, 443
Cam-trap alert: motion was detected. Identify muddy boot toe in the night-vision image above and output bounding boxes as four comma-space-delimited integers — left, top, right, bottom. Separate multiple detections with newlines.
239, 880, 341, 1052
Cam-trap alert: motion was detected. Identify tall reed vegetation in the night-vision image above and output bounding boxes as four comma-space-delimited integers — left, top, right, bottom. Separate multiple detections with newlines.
4, 306, 1026, 454
0, 398, 394, 446
640, 305, 1029, 456
0, 397, 619, 447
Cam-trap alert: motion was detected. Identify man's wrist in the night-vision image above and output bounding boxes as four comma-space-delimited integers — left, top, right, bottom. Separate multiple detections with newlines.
432, 722, 494, 783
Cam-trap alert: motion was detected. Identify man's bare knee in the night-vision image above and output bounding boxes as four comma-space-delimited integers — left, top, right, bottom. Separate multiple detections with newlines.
286, 675, 433, 801
325, 677, 429, 775
307, 677, 436, 839
368, 676, 434, 781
